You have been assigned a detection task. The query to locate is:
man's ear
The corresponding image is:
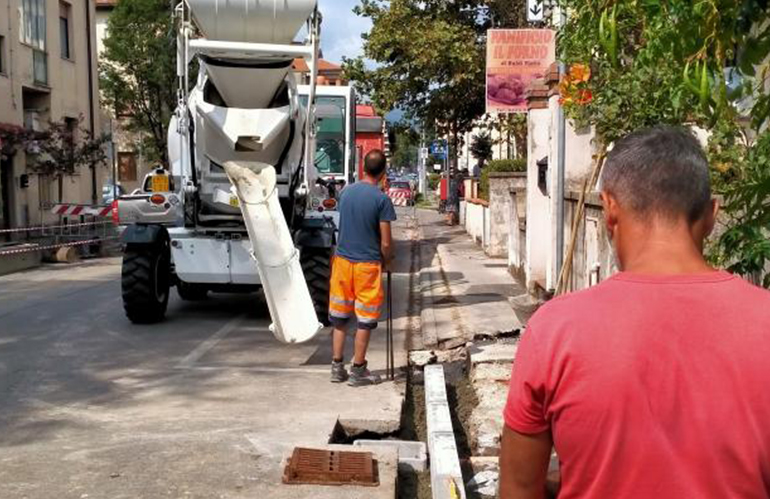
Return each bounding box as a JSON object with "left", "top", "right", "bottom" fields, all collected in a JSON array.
[{"left": 600, "top": 190, "right": 620, "bottom": 240}]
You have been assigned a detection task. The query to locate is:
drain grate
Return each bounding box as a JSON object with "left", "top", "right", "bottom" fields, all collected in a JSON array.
[{"left": 282, "top": 448, "right": 379, "bottom": 487}]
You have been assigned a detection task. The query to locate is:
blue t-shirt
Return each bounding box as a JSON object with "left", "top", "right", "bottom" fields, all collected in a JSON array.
[{"left": 336, "top": 182, "right": 397, "bottom": 262}]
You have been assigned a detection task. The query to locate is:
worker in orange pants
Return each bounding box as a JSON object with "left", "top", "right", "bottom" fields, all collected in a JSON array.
[{"left": 328, "top": 150, "right": 396, "bottom": 386}]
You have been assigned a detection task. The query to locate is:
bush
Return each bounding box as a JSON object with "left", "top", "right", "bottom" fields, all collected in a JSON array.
[{"left": 479, "top": 158, "right": 526, "bottom": 200}]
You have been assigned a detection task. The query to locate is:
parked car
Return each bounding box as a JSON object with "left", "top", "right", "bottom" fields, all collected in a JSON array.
[{"left": 388, "top": 180, "right": 415, "bottom": 207}]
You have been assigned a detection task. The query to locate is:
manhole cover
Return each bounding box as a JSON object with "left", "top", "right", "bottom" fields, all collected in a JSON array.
[{"left": 282, "top": 448, "right": 379, "bottom": 487}]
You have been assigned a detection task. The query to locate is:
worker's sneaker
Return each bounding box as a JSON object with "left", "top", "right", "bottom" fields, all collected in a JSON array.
[
  {"left": 331, "top": 360, "right": 348, "bottom": 383},
  {"left": 348, "top": 361, "right": 381, "bottom": 387}
]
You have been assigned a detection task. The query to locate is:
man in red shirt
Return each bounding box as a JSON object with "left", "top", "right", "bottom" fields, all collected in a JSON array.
[{"left": 500, "top": 126, "right": 770, "bottom": 498}]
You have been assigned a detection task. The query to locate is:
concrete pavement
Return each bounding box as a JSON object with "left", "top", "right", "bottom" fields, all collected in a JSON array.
[
  {"left": 418, "top": 208, "right": 525, "bottom": 349},
  {"left": 0, "top": 209, "right": 418, "bottom": 499}
]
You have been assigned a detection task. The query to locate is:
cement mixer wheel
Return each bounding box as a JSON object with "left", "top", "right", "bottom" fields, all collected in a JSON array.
[
  {"left": 301, "top": 247, "right": 332, "bottom": 326},
  {"left": 122, "top": 243, "right": 170, "bottom": 324}
]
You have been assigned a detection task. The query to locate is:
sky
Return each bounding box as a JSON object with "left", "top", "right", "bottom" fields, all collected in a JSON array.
[{"left": 317, "top": 0, "right": 372, "bottom": 64}]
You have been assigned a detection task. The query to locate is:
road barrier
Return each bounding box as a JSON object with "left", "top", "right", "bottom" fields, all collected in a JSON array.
[
  {"left": 0, "top": 220, "right": 113, "bottom": 234},
  {"left": 389, "top": 190, "right": 412, "bottom": 207},
  {"left": 0, "top": 237, "right": 119, "bottom": 257},
  {"left": 51, "top": 204, "right": 113, "bottom": 217}
]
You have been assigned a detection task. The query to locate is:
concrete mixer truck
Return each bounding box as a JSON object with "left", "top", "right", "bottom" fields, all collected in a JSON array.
[{"left": 115, "top": 0, "right": 355, "bottom": 343}]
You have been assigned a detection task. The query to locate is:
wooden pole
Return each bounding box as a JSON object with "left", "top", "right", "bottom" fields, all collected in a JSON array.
[{"left": 555, "top": 150, "right": 607, "bottom": 295}]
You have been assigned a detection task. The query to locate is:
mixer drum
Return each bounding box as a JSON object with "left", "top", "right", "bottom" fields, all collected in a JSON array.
[{"left": 187, "top": 0, "right": 317, "bottom": 44}]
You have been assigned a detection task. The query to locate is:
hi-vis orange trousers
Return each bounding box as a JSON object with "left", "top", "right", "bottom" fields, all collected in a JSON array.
[{"left": 328, "top": 256, "right": 384, "bottom": 330}]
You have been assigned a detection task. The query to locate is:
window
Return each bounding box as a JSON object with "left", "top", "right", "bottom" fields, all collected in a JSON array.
[
  {"left": 20, "top": 0, "right": 46, "bottom": 50},
  {"left": 300, "top": 95, "right": 347, "bottom": 175},
  {"left": 118, "top": 152, "right": 137, "bottom": 182},
  {"left": 21, "top": 0, "right": 47, "bottom": 85},
  {"left": 0, "top": 35, "right": 6, "bottom": 74},
  {"left": 59, "top": 2, "right": 71, "bottom": 60},
  {"left": 32, "top": 49, "right": 47, "bottom": 85},
  {"left": 64, "top": 117, "right": 77, "bottom": 157}
]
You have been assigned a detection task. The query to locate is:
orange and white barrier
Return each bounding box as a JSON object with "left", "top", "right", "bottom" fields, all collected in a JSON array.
[
  {"left": 51, "top": 204, "right": 113, "bottom": 217},
  {"left": 388, "top": 190, "right": 412, "bottom": 206}
]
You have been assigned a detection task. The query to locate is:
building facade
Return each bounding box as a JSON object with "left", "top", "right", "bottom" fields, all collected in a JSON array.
[{"left": 0, "top": 0, "right": 104, "bottom": 231}]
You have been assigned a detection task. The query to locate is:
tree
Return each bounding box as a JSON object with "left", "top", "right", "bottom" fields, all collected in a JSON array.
[
  {"left": 491, "top": 114, "right": 527, "bottom": 160},
  {"left": 470, "top": 132, "right": 493, "bottom": 171},
  {"left": 556, "top": 0, "right": 770, "bottom": 285},
  {"left": 343, "top": 0, "right": 492, "bottom": 174},
  {"left": 100, "top": 0, "right": 177, "bottom": 165},
  {"left": 389, "top": 124, "right": 420, "bottom": 171},
  {"left": 0, "top": 118, "right": 109, "bottom": 202}
]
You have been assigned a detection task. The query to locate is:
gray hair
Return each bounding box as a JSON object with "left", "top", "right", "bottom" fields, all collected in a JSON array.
[{"left": 600, "top": 126, "right": 711, "bottom": 222}]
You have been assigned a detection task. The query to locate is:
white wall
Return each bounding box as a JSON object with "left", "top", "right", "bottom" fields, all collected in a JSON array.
[{"left": 525, "top": 107, "right": 551, "bottom": 290}]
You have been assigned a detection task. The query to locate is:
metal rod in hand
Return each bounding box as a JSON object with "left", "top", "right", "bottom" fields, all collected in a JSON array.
[
  {"left": 387, "top": 270, "right": 394, "bottom": 380},
  {"left": 385, "top": 271, "right": 391, "bottom": 379}
]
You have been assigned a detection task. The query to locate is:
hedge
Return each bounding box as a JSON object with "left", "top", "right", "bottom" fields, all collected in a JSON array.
[{"left": 479, "top": 158, "right": 526, "bottom": 200}]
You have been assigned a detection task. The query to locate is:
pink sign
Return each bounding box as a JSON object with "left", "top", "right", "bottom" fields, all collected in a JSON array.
[{"left": 486, "top": 29, "right": 556, "bottom": 114}]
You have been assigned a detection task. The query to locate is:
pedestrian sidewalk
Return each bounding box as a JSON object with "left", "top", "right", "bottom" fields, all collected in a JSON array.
[{"left": 417, "top": 209, "right": 528, "bottom": 350}]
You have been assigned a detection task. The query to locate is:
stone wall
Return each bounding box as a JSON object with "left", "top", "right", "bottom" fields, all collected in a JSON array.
[{"left": 487, "top": 173, "right": 526, "bottom": 257}]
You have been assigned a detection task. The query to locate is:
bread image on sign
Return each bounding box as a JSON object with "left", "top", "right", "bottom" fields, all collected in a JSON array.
[{"left": 487, "top": 74, "right": 528, "bottom": 106}]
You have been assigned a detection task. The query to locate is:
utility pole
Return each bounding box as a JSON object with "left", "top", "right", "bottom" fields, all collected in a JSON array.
[
  {"left": 554, "top": 7, "right": 567, "bottom": 285},
  {"left": 419, "top": 129, "right": 426, "bottom": 196}
]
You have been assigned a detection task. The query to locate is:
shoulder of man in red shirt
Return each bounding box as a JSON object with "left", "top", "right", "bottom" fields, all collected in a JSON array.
[{"left": 504, "top": 273, "right": 770, "bottom": 498}]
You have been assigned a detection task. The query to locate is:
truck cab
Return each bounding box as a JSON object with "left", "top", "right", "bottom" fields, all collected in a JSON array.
[{"left": 298, "top": 85, "right": 356, "bottom": 227}]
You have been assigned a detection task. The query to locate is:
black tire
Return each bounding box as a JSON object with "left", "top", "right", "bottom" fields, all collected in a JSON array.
[
  {"left": 177, "top": 281, "right": 208, "bottom": 301},
  {"left": 122, "top": 243, "right": 170, "bottom": 324},
  {"left": 300, "top": 247, "right": 332, "bottom": 326}
]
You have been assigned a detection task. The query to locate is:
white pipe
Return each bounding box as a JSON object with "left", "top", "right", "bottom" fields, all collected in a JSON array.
[{"left": 223, "top": 161, "right": 322, "bottom": 344}]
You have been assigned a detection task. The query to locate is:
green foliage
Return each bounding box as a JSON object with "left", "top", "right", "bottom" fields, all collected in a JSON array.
[
  {"left": 100, "top": 0, "right": 176, "bottom": 165},
  {"left": 557, "top": 0, "right": 770, "bottom": 285},
  {"left": 470, "top": 133, "right": 493, "bottom": 167},
  {"left": 712, "top": 132, "right": 770, "bottom": 286},
  {"left": 0, "top": 118, "right": 108, "bottom": 179},
  {"left": 557, "top": 0, "right": 770, "bottom": 143},
  {"left": 479, "top": 158, "right": 526, "bottom": 200},
  {"left": 389, "top": 123, "right": 420, "bottom": 170}
]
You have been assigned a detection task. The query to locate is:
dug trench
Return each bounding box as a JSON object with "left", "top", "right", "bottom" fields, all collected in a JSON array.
[{"left": 324, "top": 213, "right": 434, "bottom": 498}]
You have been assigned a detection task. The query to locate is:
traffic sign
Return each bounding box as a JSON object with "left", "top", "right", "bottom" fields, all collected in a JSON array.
[
  {"left": 527, "top": 0, "right": 544, "bottom": 22},
  {"left": 429, "top": 140, "right": 447, "bottom": 159}
]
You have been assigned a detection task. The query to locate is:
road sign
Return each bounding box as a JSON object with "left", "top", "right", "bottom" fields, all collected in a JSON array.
[
  {"left": 420, "top": 147, "right": 429, "bottom": 160},
  {"left": 429, "top": 140, "right": 447, "bottom": 159},
  {"left": 527, "top": 0, "right": 544, "bottom": 22}
]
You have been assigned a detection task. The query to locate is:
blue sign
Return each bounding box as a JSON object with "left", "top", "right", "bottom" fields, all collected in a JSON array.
[{"left": 429, "top": 140, "right": 447, "bottom": 159}]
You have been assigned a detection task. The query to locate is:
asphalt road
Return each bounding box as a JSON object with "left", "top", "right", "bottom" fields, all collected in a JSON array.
[{"left": 0, "top": 208, "right": 417, "bottom": 499}]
